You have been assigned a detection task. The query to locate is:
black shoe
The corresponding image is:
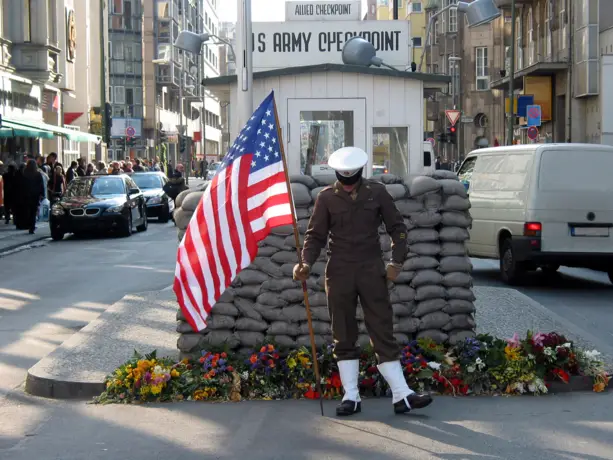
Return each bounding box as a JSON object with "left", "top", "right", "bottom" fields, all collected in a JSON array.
[
  {"left": 29, "top": 229, "right": 35, "bottom": 234},
  {"left": 394, "top": 393, "right": 433, "bottom": 414},
  {"left": 336, "top": 400, "right": 361, "bottom": 416}
]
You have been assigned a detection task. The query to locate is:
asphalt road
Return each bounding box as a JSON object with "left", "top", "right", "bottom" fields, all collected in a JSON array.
[{"left": 471, "top": 258, "right": 613, "bottom": 352}]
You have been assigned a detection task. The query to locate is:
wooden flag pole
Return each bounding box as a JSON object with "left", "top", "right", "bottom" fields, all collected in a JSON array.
[{"left": 272, "top": 95, "right": 325, "bottom": 417}]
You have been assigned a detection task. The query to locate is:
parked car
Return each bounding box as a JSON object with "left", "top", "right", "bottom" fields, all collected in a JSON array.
[
  {"left": 458, "top": 143, "right": 613, "bottom": 285},
  {"left": 372, "top": 165, "right": 388, "bottom": 176},
  {"left": 206, "top": 162, "right": 221, "bottom": 180},
  {"left": 132, "top": 172, "right": 174, "bottom": 223},
  {"left": 49, "top": 174, "right": 148, "bottom": 240}
]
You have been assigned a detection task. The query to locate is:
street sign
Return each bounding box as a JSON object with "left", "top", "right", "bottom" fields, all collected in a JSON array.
[
  {"left": 527, "top": 126, "right": 539, "bottom": 141},
  {"left": 445, "top": 110, "right": 461, "bottom": 126},
  {"left": 526, "top": 105, "right": 542, "bottom": 127},
  {"left": 461, "top": 116, "right": 473, "bottom": 124},
  {"left": 126, "top": 126, "right": 136, "bottom": 137},
  {"left": 426, "top": 137, "right": 436, "bottom": 147}
]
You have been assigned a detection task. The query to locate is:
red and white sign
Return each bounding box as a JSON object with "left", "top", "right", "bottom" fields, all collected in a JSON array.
[
  {"left": 445, "top": 110, "right": 461, "bottom": 126},
  {"left": 426, "top": 137, "right": 436, "bottom": 147},
  {"left": 527, "top": 126, "right": 539, "bottom": 141}
]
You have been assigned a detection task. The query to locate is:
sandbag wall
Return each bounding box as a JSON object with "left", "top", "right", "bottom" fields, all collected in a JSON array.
[{"left": 174, "top": 172, "right": 476, "bottom": 359}]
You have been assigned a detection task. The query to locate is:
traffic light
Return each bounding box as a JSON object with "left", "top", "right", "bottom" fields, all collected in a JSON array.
[
  {"left": 447, "top": 125, "right": 457, "bottom": 144},
  {"left": 179, "top": 134, "right": 187, "bottom": 153},
  {"left": 437, "top": 132, "right": 447, "bottom": 144},
  {"left": 104, "top": 103, "right": 112, "bottom": 143}
]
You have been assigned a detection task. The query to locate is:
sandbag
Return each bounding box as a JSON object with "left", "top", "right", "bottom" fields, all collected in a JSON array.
[
  {"left": 181, "top": 191, "right": 204, "bottom": 212},
  {"left": 177, "top": 229, "right": 186, "bottom": 243},
  {"left": 390, "top": 285, "right": 416, "bottom": 303},
  {"left": 357, "top": 334, "right": 372, "bottom": 347},
  {"left": 268, "top": 335, "right": 298, "bottom": 348},
  {"left": 297, "top": 219, "right": 309, "bottom": 234},
  {"left": 444, "top": 314, "right": 475, "bottom": 331},
  {"left": 297, "top": 334, "right": 327, "bottom": 348},
  {"left": 261, "top": 278, "right": 297, "bottom": 292},
  {"left": 177, "top": 309, "right": 187, "bottom": 322},
  {"left": 438, "top": 179, "right": 468, "bottom": 198},
  {"left": 394, "top": 317, "right": 420, "bottom": 334},
  {"left": 444, "top": 299, "right": 476, "bottom": 314},
  {"left": 310, "top": 186, "right": 327, "bottom": 201},
  {"left": 423, "top": 193, "right": 442, "bottom": 211},
  {"left": 280, "top": 263, "right": 296, "bottom": 277},
  {"left": 395, "top": 271, "right": 415, "bottom": 284},
  {"left": 232, "top": 288, "right": 260, "bottom": 305},
  {"left": 440, "top": 242, "right": 467, "bottom": 257},
  {"left": 271, "top": 225, "right": 294, "bottom": 237},
  {"left": 308, "top": 292, "right": 328, "bottom": 307},
  {"left": 252, "top": 258, "right": 284, "bottom": 278},
  {"left": 281, "top": 288, "right": 309, "bottom": 303},
  {"left": 315, "top": 175, "right": 336, "bottom": 186},
  {"left": 396, "top": 199, "right": 424, "bottom": 217},
  {"left": 442, "top": 195, "right": 471, "bottom": 212},
  {"left": 385, "top": 184, "right": 408, "bottom": 200},
  {"left": 311, "top": 306, "right": 331, "bottom": 321},
  {"left": 357, "top": 322, "right": 368, "bottom": 334},
  {"left": 290, "top": 174, "right": 318, "bottom": 189},
  {"left": 414, "top": 298, "right": 447, "bottom": 317},
  {"left": 380, "top": 235, "right": 392, "bottom": 252},
  {"left": 254, "top": 305, "right": 287, "bottom": 322},
  {"left": 176, "top": 321, "right": 195, "bottom": 333},
  {"left": 432, "top": 170, "right": 458, "bottom": 180},
  {"left": 283, "top": 234, "right": 304, "bottom": 249},
  {"left": 267, "top": 321, "right": 301, "bottom": 336},
  {"left": 411, "top": 270, "right": 444, "bottom": 288},
  {"left": 394, "top": 333, "right": 410, "bottom": 344},
  {"left": 236, "top": 269, "right": 270, "bottom": 285},
  {"left": 407, "top": 228, "right": 439, "bottom": 244},
  {"left": 212, "top": 302, "right": 239, "bottom": 317},
  {"left": 256, "top": 292, "right": 288, "bottom": 308},
  {"left": 439, "top": 256, "right": 473, "bottom": 274},
  {"left": 443, "top": 272, "right": 473, "bottom": 288},
  {"left": 235, "top": 297, "right": 263, "bottom": 321},
  {"left": 409, "top": 243, "right": 441, "bottom": 257},
  {"left": 448, "top": 330, "right": 477, "bottom": 345},
  {"left": 291, "top": 183, "right": 312, "bottom": 207},
  {"left": 415, "top": 285, "right": 446, "bottom": 302},
  {"left": 409, "top": 176, "right": 441, "bottom": 197},
  {"left": 235, "top": 331, "right": 266, "bottom": 347},
  {"left": 207, "top": 315, "right": 237, "bottom": 330},
  {"left": 257, "top": 246, "right": 280, "bottom": 257},
  {"left": 417, "top": 329, "right": 449, "bottom": 343},
  {"left": 300, "top": 321, "right": 331, "bottom": 335},
  {"left": 356, "top": 307, "right": 365, "bottom": 321},
  {"left": 218, "top": 289, "right": 235, "bottom": 303},
  {"left": 296, "top": 208, "right": 311, "bottom": 220},
  {"left": 202, "top": 330, "right": 240, "bottom": 349},
  {"left": 439, "top": 227, "right": 470, "bottom": 242},
  {"left": 441, "top": 211, "right": 472, "bottom": 228},
  {"left": 175, "top": 188, "right": 198, "bottom": 209},
  {"left": 262, "top": 235, "right": 287, "bottom": 250},
  {"left": 392, "top": 302, "right": 416, "bottom": 317},
  {"left": 409, "top": 211, "right": 442, "bottom": 228},
  {"left": 447, "top": 287, "right": 476, "bottom": 302},
  {"left": 282, "top": 305, "right": 308, "bottom": 323},
  {"left": 403, "top": 256, "right": 438, "bottom": 272},
  {"left": 419, "top": 312, "right": 451, "bottom": 330},
  {"left": 379, "top": 173, "right": 403, "bottom": 184},
  {"left": 311, "top": 262, "right": 326, "bottom": 276},
  {"left": 173, "top": 208, "right": 193, "bottom": 230}
]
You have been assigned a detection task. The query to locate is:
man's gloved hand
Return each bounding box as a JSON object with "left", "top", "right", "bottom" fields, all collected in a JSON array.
[
  {"left": 293, "top": 264, "right": 311, "bottom": 282},
  {"left": 386, "top": 262, "right": 403, "bottom": 282}
]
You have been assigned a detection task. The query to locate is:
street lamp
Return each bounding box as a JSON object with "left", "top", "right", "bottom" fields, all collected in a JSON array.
[{"left": 341, "top": 36, "right": 401, "bottom": 72}]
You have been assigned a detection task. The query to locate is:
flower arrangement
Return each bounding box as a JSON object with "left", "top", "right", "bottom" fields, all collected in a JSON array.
[{"left": 95, "top": 331, "right": 610, "bottom": 404}]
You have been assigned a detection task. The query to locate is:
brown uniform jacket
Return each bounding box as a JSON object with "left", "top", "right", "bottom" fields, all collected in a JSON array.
[{"left": 302, "top": 179, "right": 407, "bottom": 266}]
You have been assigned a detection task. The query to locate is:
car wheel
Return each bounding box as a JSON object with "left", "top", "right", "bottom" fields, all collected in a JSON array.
[
  {"left": 137, "top": 208, "right": 148, "bottom": 232},
  {"left": 50, "top": 227, "right": 64, "bottom": 241},
  {"left": 159, "top": 205, "right": 170, "bottom": 223},
  {"left": 607, "top": 270, "right": 613, "bottom": 285},
  {"left": 121, "top": 213, "right": 133, "bottom": 237},
  {"left": 500, "top": 238, "right": 526, "bottom": 285},
  {"left": 541, "top": 264, "right": 560, "bottom": 275}
]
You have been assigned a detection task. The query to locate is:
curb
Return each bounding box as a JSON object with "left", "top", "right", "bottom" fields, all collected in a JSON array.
[
  {"left": 25, "top": 372, "right": 105, "bottom": 399},
  {"left": 0, "top": 235, "right": 50, "bottom": 255}
]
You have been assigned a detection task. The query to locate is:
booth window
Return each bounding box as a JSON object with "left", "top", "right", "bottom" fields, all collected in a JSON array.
[
  {"left": 372, "top": 127, "right": 408, "bottom": 178},
  {"left": 299, "top": 111, "right": 354, "bottom": 176}
]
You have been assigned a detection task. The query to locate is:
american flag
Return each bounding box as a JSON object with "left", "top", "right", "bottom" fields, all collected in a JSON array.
[{"left": 174, "top": 91, "right": 294, "bottom": 332}]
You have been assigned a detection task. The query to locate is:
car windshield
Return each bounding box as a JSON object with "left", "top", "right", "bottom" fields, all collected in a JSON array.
[
  {"left": 209, "top": 163, "right": 220, "bottom": 171},
  {"left": 65, "top": 178, "right": 125, "bottom": 197},
  {"left": 132, "top": 174, "right": 163, "bottom": 189}
]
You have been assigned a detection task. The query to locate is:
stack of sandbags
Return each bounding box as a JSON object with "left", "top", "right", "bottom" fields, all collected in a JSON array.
[{"left": 175, "top": 172, "right": 476, "bottom": 359}]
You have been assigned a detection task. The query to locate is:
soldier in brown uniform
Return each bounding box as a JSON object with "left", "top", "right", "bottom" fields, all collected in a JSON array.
[{"left": 294, "top": 147, "right": 433, "bottom": 416}]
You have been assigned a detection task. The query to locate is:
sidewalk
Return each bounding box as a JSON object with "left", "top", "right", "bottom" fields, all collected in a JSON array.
[{"left": 0, "top": 222, "right": 51, "bottom": 254}]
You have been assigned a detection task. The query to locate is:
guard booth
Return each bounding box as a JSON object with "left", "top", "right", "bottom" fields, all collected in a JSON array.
[{"left": 204, "top": 63, "right": 449, "bottom": 180}]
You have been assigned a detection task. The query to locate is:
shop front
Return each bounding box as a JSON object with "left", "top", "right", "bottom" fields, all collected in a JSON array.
[{"left": 204, "top": 64, "right": 449, "bottom": 179}]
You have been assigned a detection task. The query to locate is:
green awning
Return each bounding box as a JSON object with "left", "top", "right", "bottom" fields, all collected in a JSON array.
[
  {"left": 3, "top": 118, "right": 102, "bottom": 144},
  {"left": 0, "top": 120, "right": 55, "bottom": 139}
]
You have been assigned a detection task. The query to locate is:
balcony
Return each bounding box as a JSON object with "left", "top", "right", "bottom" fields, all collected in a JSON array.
[
  {"left": 9, "top": 42, "right": 62, "bottom": 84},
  {"left": 490, "top": 60, "right": 568, "bottom": 90}
]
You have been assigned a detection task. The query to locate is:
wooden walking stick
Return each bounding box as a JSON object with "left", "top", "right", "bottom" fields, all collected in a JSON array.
[{"left": 273, "top": 97, "right": 325, "bottom": 417}]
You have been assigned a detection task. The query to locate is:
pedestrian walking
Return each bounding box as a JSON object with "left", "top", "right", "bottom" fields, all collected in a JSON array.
[
  {"left": 133, "top": 158, "right": 145, "bottom": 172},
  {"left": 110, "top": 161, "right": 121, "bottom": 175},
  {"left": 48, "top": 164, "right": 66, "bottom": 202},
  {"left": 66, "top": 161, "right": 78, "bottom": 183},
  {"left": 86, "top": 163, "right": 95, "bottom": 176},
  {"left": 96, "top": 161, "right": 107, "bottom": 175},
  {"left": 21, "top": 159, "right": 45, "bottom": 234},
  {"left": 294, "top": 146, "right": 433, "bottom": 417},
  {"left": 76, "top": 158, "right": 86, "bottom": 177},
  {"left": 122, "top": 161, "right": 133, "bottom": 175},
  {"left": 162, "top": 163, "right": 187, "bottom": 201}
]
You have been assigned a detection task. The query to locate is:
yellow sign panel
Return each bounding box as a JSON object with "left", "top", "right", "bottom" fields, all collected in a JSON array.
[
  {"left": 524, "top": 76, "right": 552, "bottom": 121},
  {"left": 505, "top": 97, "right": 518, "bottom": 114}
]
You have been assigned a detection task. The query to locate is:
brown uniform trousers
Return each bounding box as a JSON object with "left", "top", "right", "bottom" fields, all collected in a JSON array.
[{"left": 302, "top": 179, "right": 407, "bottom": 363}]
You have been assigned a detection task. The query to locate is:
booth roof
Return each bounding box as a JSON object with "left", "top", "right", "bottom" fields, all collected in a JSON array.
[{"left": 202, "top": 63, "right": 451, "bottom": 88}]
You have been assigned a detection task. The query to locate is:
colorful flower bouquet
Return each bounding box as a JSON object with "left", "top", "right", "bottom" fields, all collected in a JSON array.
[{"left": 95, "top": 331, "right": 610, "bottom": 404}]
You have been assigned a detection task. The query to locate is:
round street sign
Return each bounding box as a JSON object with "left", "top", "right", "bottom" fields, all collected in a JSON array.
[
  {"left": 126, "top": 126, "right": 136, "bottom": 137},
  {"left": 527, "top": 107, "right": 540, "bottom": 119},
  {"left": 426, "top": 137, "right": 436, "bottom": 147},
  {"left": 527, "top": 126, "right": 538, "bottom": 140}
]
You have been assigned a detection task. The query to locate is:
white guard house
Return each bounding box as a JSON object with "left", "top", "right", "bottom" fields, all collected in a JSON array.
[{"left": 205, "top": 64, "right": 449, "bottom": 179}]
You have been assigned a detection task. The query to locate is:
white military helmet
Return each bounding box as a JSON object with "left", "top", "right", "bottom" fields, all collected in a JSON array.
[{"left": 328, "top": 146, "right": 368, "bottom": 178}]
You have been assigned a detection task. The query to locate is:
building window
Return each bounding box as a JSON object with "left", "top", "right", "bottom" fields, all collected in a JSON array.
[
  {"left": 24, "top": 0, "right": 33, "bottom": 42},
  {"left": 516, "top": 16, "right": 523, "bottom": 70},
  {"left": 114, "top": 86, "right": 125, "bottom": 104},
  {"left": 63, "top": 125, "right": 81, "bottom": 163},
  {"left": 527, "top": 8, "right": 535, "bottom": 66},
  {"left": 410, "top": 2, "right": 422, "bottom": 13},
  {"left": 545, "top": 0, "right": 552, "bottom": 58},
  {"left": 112, "top": 0, "right": 123, "bottom": 14},
  {"left": 447, "top": 0, "right": 458, "bottom": 33},
  {"left": 475, "top": 47, "right": 489, "bottom": 91},
  {"left": 113, "top": 42, "right": 124, "bottom": 60},
  {"left": 433, "top": 16, "right": 439, "bottom": 44},
  {"left": 559, "top": 5, "right": 567, "bottom": 51},
  {"left": 412, "top": 37, "right": 422, "bottom": 47}
]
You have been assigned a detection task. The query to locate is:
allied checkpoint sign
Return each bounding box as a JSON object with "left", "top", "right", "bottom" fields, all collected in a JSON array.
[
  {"left": 285, "top": 1, "right": 362, "bottom": 21},
  {"left": 251, "top": 20, "right": 411, "bottom": 71}
]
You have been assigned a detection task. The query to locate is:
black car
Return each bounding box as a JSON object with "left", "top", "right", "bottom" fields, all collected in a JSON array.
[
  {"left": 131, "top": 172, "right": 174, "bottom": 223},
  {"left": 49, "top": 174, "right": 148, "bottom": 240}
]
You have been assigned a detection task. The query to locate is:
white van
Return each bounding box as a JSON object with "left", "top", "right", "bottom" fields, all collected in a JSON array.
[{"left": 458, "top": 143, "right": 613, "bottom": 285}]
